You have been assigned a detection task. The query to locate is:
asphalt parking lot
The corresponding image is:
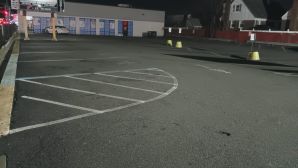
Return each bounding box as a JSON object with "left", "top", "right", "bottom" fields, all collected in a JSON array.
[{"left": 0, "top": 34, "right": 298, "bottom": 168}]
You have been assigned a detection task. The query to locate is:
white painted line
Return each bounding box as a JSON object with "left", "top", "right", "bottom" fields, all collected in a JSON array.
[
  {"left": 22, "top": 96, "right": 104, "bottom": 113},
  {"left": 9, "top": 96, "right": 143, "bottom": 134},
  {"left": 95, "top": 73, "right": 176, "bottom": 85},
  {"left": 195, "top": 64, "right": 231, "bottom": 74},
  {"left": 124, "top": 71, "right": 172, "bottom": 78},
  {"left": 18, "top": 79, "right": 145, "bottom": 103},
  {"left": 18, "top": 57, "right": 123, "bottom": 63},
  {"left": 16, "top": 73, "right": 92, "bottom": 80},
  {"left": 66, "top": 76, "right": 164, "bottom": 94},
  {"left": 274, "top": 72, "right": 298, "bottom": 77},
  {"left": 9, "top": 68, "right": 179, "bottom": 134},
  {"left": 16, "top": 68, "right": 158, "bottom": 80},
  {"left": 21, "top": 51, "right": 72, "bottom": 54}
]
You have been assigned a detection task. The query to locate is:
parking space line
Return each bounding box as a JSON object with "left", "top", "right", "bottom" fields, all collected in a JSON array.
[
  {"left": 66, "top": 76, "right": 164, "bottom": 94},
  {"left": 18, "top": 79, "right": 145, "bottom": 103},
  {"left": 18, "top": 57, "right": 124, "bottom": 63},
  {"left": 274, "top": 72, "right": 298, "bottom": 77},
  {"left": 16, "top": 73, "right": 92, "bottom": 80},
  {"left": 21, "top": 51, "right": 72, "bottom": 54},
  {"left": 195, "top": 64, "right": 231, "bottom": 74},
  {"left": 95, "top": 73, "right": 176, "bottom": 85},
  {"left": 9, "top": 96, "right": 143, "bottom": 134},
  {"left": 9, "top": 69, "right": 179, "bottom": 134},
  {"left": 22, "top": 96, "right": 104, "bottom": 113},
  {"left": 123, "top": 71, "right": 172, "bottom": 78},
  {"left": 16, "top": 68, "right": 159, "bottom": 80}
]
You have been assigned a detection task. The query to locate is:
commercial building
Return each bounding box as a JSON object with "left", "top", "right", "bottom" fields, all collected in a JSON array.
[{"left": 19, "top": 2, "right": 165, "bottom": 37}]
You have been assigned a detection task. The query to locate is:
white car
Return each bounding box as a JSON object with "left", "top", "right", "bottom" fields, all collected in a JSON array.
[{"left": 44, "top": 26, "right": 69, "bottom": 34}]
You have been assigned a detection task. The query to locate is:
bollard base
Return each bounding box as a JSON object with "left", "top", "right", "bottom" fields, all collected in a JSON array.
[
  {"left": 176, "top": 41, "right": 183, "bottom": 48},
  {"left": 248, "top": 51, "right": 260, "bottom": 61},
  {"left": 166, "top": 40, "right": 173, "bottom": 47}
]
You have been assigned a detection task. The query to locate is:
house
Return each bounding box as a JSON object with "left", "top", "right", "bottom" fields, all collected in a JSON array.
[
  {"left": 228, "top": 0, "right": 267, "bottom": 29},
  {"left": 281, "top": 0, "right": 298, "bottom": 31}
]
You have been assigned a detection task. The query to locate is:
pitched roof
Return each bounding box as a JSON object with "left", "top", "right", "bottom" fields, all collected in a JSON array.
[{"left": 242, "top": 0, "right": 267, "bottom": 18}]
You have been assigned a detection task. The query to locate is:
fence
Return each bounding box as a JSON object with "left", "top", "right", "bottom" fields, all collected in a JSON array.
[
  {"left": 215, "top": 30, "right": 298, "bottom": 44},
  {"left": 0, "top": 24, "right": 17, "bottom": 47},
  {"left": 164, "top": 27, "right": 206, "bottom": 38}
]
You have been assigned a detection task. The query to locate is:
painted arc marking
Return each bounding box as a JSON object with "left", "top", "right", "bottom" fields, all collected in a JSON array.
[
  {"left": 195, "top": 64, "right": 231, "bottom": 74},
  {"left": 123, "top": 71, "right": 172, "bottom": 78},
  {"left": 18, "top": 57, "right": 124, "bottom": 63},
  {"left": 65, "top": 76, "right": 164, "bottom": 94},
  {"left": 18, "top": 79, "right": 145, "bottom": 103},
  {"left": 16, "top": 68, "right": 159, "bottom": 80},
  {"left": 9, "top": 68, "right": 178, "bottom": 134},
  {"left": 95, "top": 73, "right": 176, "bottom": 85}
]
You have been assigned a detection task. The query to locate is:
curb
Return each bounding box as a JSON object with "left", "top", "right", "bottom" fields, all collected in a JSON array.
[
  {"left": 0, "top": 34, "right": 20, "bottom": 137},
  {"left": 0, "top": 155, "right": 6, "bottom": 168}
]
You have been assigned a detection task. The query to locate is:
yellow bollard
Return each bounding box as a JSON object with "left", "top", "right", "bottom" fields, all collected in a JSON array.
[
  {"left": 176, "top": 41, "right": 183, "bottom": 48},
  {"left": 167, "top": 40, "right": 173, "bottom": 46},
  {"left": 248, "top": 51, "right": 260, "bottom": 61}
]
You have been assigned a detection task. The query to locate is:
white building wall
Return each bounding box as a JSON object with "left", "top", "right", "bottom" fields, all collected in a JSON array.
[
  {"left": 229, "top": 0, "right": 255, "bottom": 21},
  {"left": 21, "top": 3, "right": 165, "bottom": 37},
  {"left": 61, "top": 2, "right": 165, "bottom": 23},
  {"left": 133, "top": 21, "right": 164, "bottom": 37}
]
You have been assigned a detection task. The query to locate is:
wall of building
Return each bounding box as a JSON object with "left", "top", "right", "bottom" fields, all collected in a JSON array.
[
  {"left": 133, "top": 21, "right": 164, "bottom": 37},
  {"left": 61, "top": 2, "right": 165, "bottom": 23}
]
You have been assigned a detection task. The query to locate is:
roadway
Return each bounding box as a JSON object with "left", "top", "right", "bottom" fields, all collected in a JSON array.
[{"left": 0, "top": 34, "right": 298, "bottom": 168}]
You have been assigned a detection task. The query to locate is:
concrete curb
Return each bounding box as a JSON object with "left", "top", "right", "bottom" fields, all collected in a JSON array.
[
  {"left": 0, "top": 34, "right": 20, "bottom": 137},
  {"left": 0, "top": 155, "right": 6, "bottom": 168}
]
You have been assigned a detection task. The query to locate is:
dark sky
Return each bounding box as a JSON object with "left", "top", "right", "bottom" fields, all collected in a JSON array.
[{"left": 68, "top": 0, "right": 293, "bottom": 14}]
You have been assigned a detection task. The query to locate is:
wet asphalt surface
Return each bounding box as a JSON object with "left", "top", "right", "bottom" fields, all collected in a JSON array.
[{"left": 0, "top": 34, "right": 298, "bottom": 168}]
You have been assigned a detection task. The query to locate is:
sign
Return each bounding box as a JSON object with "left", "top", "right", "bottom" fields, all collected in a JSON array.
[
  {"left": 11, "top": 0, "right": 20, "bottom": 10},
  {"left": 250, "top": 33, "right": 256, "bottom": 41},
  {"left": 168, "top": 27, "right": 172, "bottom": 33},
  {"left": 178, "top": 28, "right": 182, "bottom": 34},
  {"left": 19, "top": 0, "right": 65, "bottom": 12}
]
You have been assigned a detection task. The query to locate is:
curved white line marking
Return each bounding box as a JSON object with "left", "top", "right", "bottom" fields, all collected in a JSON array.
[{"left": 9, "top": 68, "right": 178, "bottom": 135}]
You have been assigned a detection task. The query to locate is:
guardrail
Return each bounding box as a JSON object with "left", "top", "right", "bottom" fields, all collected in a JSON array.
[{"left": 0, "top": 24, "right": 18, "bottom": 47}]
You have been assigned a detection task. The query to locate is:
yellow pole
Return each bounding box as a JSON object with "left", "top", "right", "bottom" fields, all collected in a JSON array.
[
  {"left": 51, "top": 12, "right": 57, "bottom": 41},
  {"left": 23, "top": 10, "right": 29, "bottom": 40}
]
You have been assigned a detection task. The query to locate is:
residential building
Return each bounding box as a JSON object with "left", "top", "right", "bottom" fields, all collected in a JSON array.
[{"left": 229, "top": 0, "right": 267, "bottom": 30}]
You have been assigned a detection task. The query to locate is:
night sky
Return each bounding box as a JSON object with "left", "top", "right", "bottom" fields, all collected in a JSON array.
[
  {"left": 67, "top": 0, "right": 293, "bottom": 13},
  {"left": 0, "top": 0, "right": 293, "bottom": 15}
]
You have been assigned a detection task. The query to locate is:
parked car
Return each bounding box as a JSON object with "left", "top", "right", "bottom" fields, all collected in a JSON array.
[{"left": 44, "top": 26, "right": 69, "bottom": 34}]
